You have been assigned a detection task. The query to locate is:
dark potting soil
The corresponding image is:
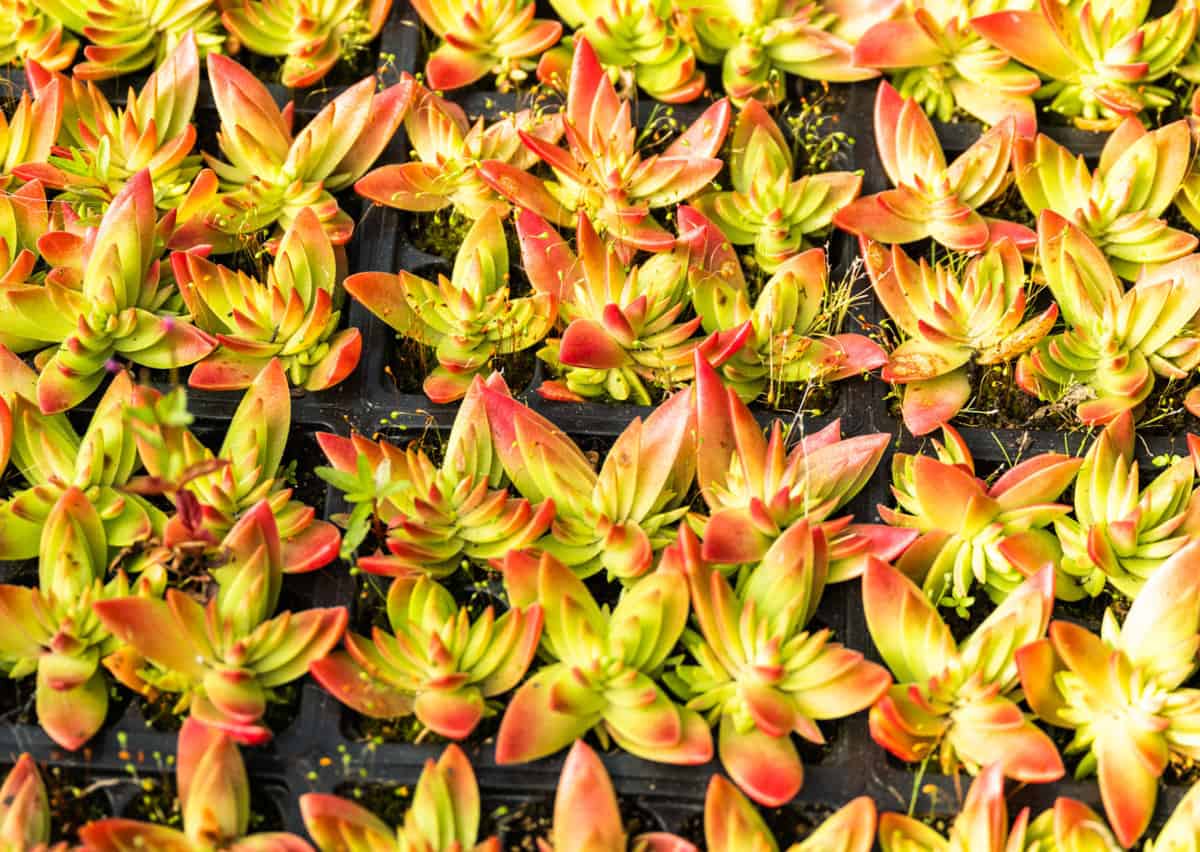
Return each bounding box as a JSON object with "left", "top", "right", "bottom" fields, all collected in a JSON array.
[{"left": 42, "top": 764, "right": 113, "bottom": 843}]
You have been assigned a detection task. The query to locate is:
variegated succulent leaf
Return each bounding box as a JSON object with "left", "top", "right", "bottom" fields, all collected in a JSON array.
[{"left": 0, "top": 0, "right": 76, "bottom": 71}]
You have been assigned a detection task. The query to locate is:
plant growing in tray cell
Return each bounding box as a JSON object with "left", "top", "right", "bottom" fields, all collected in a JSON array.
[
  {"left": 410, "top": 0, "right": 561, "bottom": 91},
  {"left": 1017, "top": 538, "right": 1200, "bottom": 846},
  {"left": 222, "top": 0, "right": 392, "bottom": 89},
  {"left": 308, "top": 573, "right": 543, "bottom": 741},
  {"left": 690, "top": 99, "right": 861, "bottom": 274},
  {"left": 494, "top": 546, "right": 714, "bottom": 765},
  {"left": 681, "top": 206, "right": 886, "bottom": 403},
  {"left": 1015, "top": 212, "right": 1200, "bottom": 426},
  {"left": 691, "top": 351, "right": 908, "bottom": 581},
  {"left": 480, "top": 36, "right": 730, "bottom": 252},
  {"left": 834, "top": 81, "right": 1033, "bottom": 253},
  {"left": 344, "top": 208, "right": 554, "bottom": 404},
  {"left": 517, "top": 210, "right": 733, "bottom": 405},
  {"left": 1011, "top": 117, "right": 1195, "bottom": 279},
  {"left": 173, "top": 207, "right": 361, "bottom": 392},
  {"left": 677, "top": 0, "right": 877, "bottom": 108},
  {"left": 861, "top": 236, "right": 1057, "bottom": 436},
  {"left": 355, "top": 83, "right": 562, "bottom": 222},
  {"left": 127, "top": 358, "right": 341, "bottom": 574},
  {"left": 706, "top": 774, "right": 875, "bottom": 852},
  {"left": 666, "top": 522, "right": 892, "bottom": 807},
  {"left": 0, "top": 169, "right": 217, "bottom": 414},
  {"left": 0, "top": 0, "right": 76, "bottom": 70},
  {"left": 972, "top": 0, "right": 1197, "bottom": 131},
  {"left": 1055, "top": 411, "right": 1200, "bottom": 599},
  {"left": 0, "top": 487, "right": 164, "bottom": 751},
  {"left": 0, "top": 357, "right": 165, "bottom": 560},
  {"left": 881, "top": 423, "right": 1082, "bottom": 605},
  {"left": 94, "top": 500, "right": 348, "bottom": 744},
  {"left": 478, "top": 374, "right": 697, "bottom": 580},
  {"left": 0, "top": 754, "right": 71, "bottom": 851},
  {"left": 203, "top": 53, "right": 413, "bottom": 249},
  {"left": 851, "top": 0, "right": 1040, "bottom": 134},
  {"left": 864, "top": 558, "right": 1065, "bottom": 784},
  {"left": 81, "top": 716, "right": 314, "bottom": 850},
  {"left": 536, "top": 3, "right": 705, "bottom": 103},
  {"left": 316, "top": 374, "right": 554, "bottom": 577},
  {"left": 302, "top": 744, "right": 500, "bottom": 852},
  {"left": 39, "top": 0, "right": 225, "bottom": 80},
  {"left": 17, "top": 35, "right": 201, "bottom": 222},
  {"left": 1022, "top": 798, "right": 1123, "bottom": 850},
  {"left": 536, "top": 740, "right": 695, "bottom": 851}
]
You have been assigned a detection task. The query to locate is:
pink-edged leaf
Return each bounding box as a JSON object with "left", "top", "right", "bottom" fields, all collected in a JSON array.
[
  {"left": 717, "top": 713, "right": 803, "bottom": 807},
  {"left": 863, "top": 558, "right": 955, "bottom": 684}
]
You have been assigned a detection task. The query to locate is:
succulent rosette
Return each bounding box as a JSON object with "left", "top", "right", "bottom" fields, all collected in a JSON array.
[
  {"left": 411, "top": 0, "right": 560, "bottom": 90},
  {"left": 0, "top": 0, "right": 75, "bottom": 70},
  {"left": 974, "top": 0, "right": 1197, "bottom": 130},
  {"left": 355, "top": 83, "right": 561, "bottom": 221},
  {"left": 692, "top": 100, "right": 861, "bottom": 274},
  {"left": 317, "top": 374, "right": 554, "bottom": 578},
  {"left": 865, "top": 558, "right": 1064, "bottom": 784},
  {"left": 1016, "top": 212, "right": 1200, "bottom": 425},
  {"left": 881, "top": 424, "right": 1082, "bottom": 604},
  {"left": 302, "top": 745, "right": 500, "bottom": 852},
  {"left": 82, "top": 718, "right": 314, "bottom": 851},
  {"left": 309, "top": 574, "right": 543, "bottom": 741},
  {"left": 495, "top": 548, "right": 713, "bottom": 766},
  {"left": 705, "top": 775, "right": 876, "bottom": 852},
  {"left": 667, "top": 523, "right": 892, "bottom": 807},
  {"left": 862, "top": 237, "right": 1057, "bottom": 436},
  {"left": 1012, "top": 117, "right": 1195, "bottom": 279},
  {"left": 95, "top": 501, "right": 348, "bottom": 744},
  {"left": 0, "top": 78, "right": 62, "bottom": 190},
  {"left": 834, "top": 81, "right": 1032, "bottom": 253},
  {"left": 223, "top": 0, "right": 392, "bottom": 88},
  {"left": 853, "top": 0, "right": 1039, "bottom": 133},
  {"left": 346, "top": 209, "right": 553, "bottom": 404},
  {"left": 1017, "top": 539, "right": 1200, "bottom": 846},
  {"left": 480, "top": 36, "right": 730, "bottom": 252}
]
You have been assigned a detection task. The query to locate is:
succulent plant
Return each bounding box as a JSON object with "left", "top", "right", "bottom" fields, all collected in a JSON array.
[
  {"left": 865, "top": 558, "right": 1065, "bottom": 783},
  {"left": 679, "top": 0, "right": 876, "bottom": 108},
  {"left": 0, "top": 170, "right": 217, "bottom": 414},
  {"left": 0, "top": 0, "right": 76, "bottom": 70},
  {"left": 0, "top": 357, "right": 164, "bottom": 561},
  {"left": 0, "top": 487, "right": 163, "bottom": 750},
  {"left": 479, "top": 376, "right": 696, "bottom": 580},
  {"left": 682, "top": 207, "right": 886, "bottom": 402},
  {"left": 495, "top": 548, "right": 713, "bottom": 765},
  {"left": 862, "top": 237, "right": 1057, "bottom": 436},
  {"left": 317, "top": 374, "right": 554, "bottom": 577},
  {"left": 973, "top": 0, "right": 1197, "bottom": 130},
  {"left": 1173, "top": 90, "right": 1200, "bottom": 235},
  {"left": 539, "top": 5, "right": 705, "bottom": 103},
  {"left": 18, "top": 35, "right": 201, "bottom": 221},
  {"left": 40, "top": 0, "right": 225, "bottom": 80},
  {"left": 129, "top": 359, "right": 341, "bottom": 574},
  {"left": 0, "top": 78, "right": 63, "bottom": 189},
  {"left": 834, "top": 81, "right": 1032, "bottom": 253},
  {"left": 852, "top": 0, "right": 1039, "bottom": 133},
  {"left": 1015, "top": 212, "right": 1200, "bottom": 426},
  {"left": 174, "top": 207, "right": 361, "bottom": 392},
  {"left": 345, "top": 208, "right": 553, "bottom": 404},
  {"left": 301, "top": 744, "right": 500, "bottom": 852},
  {"left": 692, "top": 99, "right": 861, "bottom": 274},
  {"left": 692, "top": 352, "right": 906, "bottom": 581},
  {"left": 1023, "top": 798, "right": 1122, "bottom": 850},
  {"left": 204, "top": 53, "right": 413, "bottom": 247},
  {"left": 411, "top": 0, "right": 560, "bottom": 90},
  {"left": 539, "top": 741, "right": 696, "bottom": 851},
  {"left": 1055, "top": 412, "right": 1200, "bottom": 599},
  {"left": 517, "top": 211, "right": 718, "bottom": 405},
  {"left": 223, "top": 0, "right": 392, "bottom": 89},
  {"left": 1012, "top": 118, "right": 1195, "bottom": 279},
  {"left": 1017, "top": 539, "right": 1200, "bottom": 846},
  {"left": 881, "top": 423, "right": 1082, "bottom": 605},
  {"left": 0, "top": 755, "right": 69, "bottom": 852},
  {"left": 81, "top": 717, "right": 314, "bottom": 850},
  {"left": 667, "top": 522, "right": 892, "bottom": 806},
  {"left": 310, "top": 574, "right": 542, "bottom": 740},
  {"left": 877, "top": 763, "right": 1026, "bottom": 850},
  {"left": 480, "top": 36, "right": 730, "bottom": 252},
  {"left": 355, "top": 83, "right": 561, "bottom": 221},
  {"left": 705, "top": 775, "right": 876, "bottom": 852}
]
